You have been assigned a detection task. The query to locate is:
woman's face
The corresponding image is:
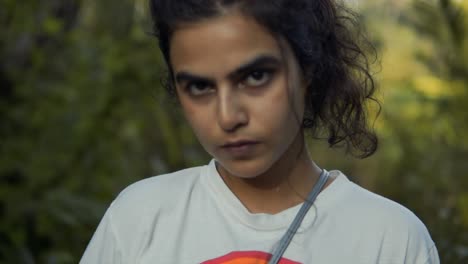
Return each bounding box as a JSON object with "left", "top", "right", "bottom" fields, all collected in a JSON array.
[{"left": 170, "top": 13, "right": 306, "bottom": 178}]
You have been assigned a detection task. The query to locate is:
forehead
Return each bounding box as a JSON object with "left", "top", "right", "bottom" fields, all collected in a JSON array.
[{"left": 169, "top": 13, "right": 281, "bottom": 76}]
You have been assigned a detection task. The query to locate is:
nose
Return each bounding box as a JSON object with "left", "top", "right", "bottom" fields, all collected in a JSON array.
[{"left": 217, "top": 89, "right": 248, "bottom": 132}]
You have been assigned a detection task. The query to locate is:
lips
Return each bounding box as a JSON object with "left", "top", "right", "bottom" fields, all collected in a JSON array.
[
  {"left": 221, "top": 140, "right": 259, "bottom": 148},
  {"left": 220, "top": 140, "right": 260, "bottom": 157}
]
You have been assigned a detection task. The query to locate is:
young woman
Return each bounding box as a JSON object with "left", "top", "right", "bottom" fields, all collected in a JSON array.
[{"left": 81, "top": 0, "right": 439, "bottom": 263}]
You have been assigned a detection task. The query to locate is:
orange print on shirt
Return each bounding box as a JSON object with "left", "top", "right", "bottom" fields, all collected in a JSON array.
[{"left": 202, "top": 251, "right": 301, "bottom": 264}]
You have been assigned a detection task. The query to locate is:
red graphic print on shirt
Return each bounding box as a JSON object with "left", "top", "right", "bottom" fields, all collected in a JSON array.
[{"left": 202, "top": 251, "right": 301, "bottom": 264}]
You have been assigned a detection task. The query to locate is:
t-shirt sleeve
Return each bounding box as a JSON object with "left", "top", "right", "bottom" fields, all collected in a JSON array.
[
  {"left": 423, "top": 244, "right": 440, "bottom": 264},
  {"left": 403, "top": 212, "right": 440, "bottom": 264},
  {"left": 80, "top": 206, "right": 122, "bottom": 264}
]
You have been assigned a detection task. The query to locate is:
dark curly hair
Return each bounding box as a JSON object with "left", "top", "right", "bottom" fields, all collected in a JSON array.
[{"left": 149, "top": 0, "right": 380, "bottom": 158}]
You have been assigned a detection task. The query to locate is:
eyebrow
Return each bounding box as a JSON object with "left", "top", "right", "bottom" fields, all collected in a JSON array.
[
  {"left": 227, "top": 55, "right": 282, "bottom": 80},
  {"left": 174, "top": 54, "right": 282, "bottom": 85}
]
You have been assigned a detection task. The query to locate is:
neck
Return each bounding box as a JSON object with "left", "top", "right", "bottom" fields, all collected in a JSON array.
[{"left": 216, "top": 133, "right": 322, "bottom": 214}]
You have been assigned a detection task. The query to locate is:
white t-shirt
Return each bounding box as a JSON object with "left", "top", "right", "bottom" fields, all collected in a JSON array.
[{"left": 80, "top": 160, "right": 439, "bottom": 264}]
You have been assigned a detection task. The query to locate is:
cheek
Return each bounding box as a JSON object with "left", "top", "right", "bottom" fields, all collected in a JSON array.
[
  {"left": 255, "top": 80, "right": 304, "bottom": 134},
  {"left": 186, "top": 116, "right": 214, "bottom": 153},
  {"left": 180, "top": 101, "right": 217, "bottom": 149}
]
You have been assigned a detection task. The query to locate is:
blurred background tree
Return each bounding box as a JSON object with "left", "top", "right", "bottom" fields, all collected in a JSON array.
[
  {"left": 0, "top": 0, "right": 207, "bottom": 262},
  {"left": 0, "top": 0, "right": 467, "bottom": 263},
  {"left": 374, "top": 0, "right": 468, "bottom": 261}
]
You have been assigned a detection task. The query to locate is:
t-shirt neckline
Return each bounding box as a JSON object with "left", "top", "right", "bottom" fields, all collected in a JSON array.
[{"left": 201, "top": 159, "right": 349, "bottom": 232}]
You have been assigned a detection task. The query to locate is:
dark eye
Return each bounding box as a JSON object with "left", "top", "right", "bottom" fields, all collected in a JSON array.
[
  {"left": 244, "top": 70, "right": 272, "bottom": 87},
  {"left": 186, "top": 82, "right": 213, "bottom": 96}
]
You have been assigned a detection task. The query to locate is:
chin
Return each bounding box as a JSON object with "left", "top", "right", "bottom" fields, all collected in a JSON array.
[{"left": 215, "top": 155, "right": 275, "bottom": 179}]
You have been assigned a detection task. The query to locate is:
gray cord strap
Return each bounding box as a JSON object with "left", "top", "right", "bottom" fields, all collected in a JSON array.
[{"left": 268, "top": 170, "right": 330, "bottom": 264}]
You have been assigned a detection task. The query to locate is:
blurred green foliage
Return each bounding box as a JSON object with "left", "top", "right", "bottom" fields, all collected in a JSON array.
[{"left": 0, "top": 0, "right": 467, "bottom": 263}]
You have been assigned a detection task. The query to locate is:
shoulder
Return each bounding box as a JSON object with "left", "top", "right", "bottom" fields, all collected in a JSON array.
[
  {"left": 340, "top": 173, "right": 427, "bottom": 233},
  {"left": 81, "top": 165, "right": 208, "bottom": 262},
  {"left": 325, "top": 171, "right": 421, "bottom": 224},
  {"left": 327, "top": 171, "right": 439, "bottom": 263},
  {"left": 108, "top": 164, "right": 206, "bottom": 220}
]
